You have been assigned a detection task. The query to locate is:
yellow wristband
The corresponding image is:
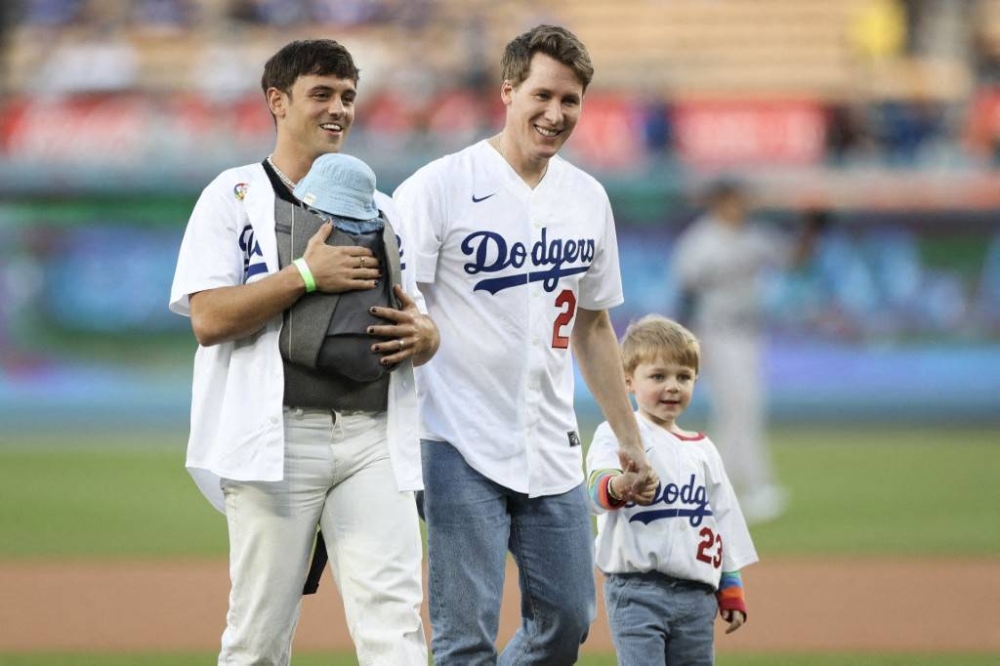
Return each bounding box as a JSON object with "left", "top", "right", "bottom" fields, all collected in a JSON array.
[{"left": 293, "top": 258, "right": 316, "bottom": 293}]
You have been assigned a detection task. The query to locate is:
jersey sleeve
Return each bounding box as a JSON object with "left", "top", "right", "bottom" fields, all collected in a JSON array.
[
  {"left": 585, "top": 421, "right": 625, "bottom": 514},
  {"left": 716, "top": 571, "right": 748, "bottom": 617},
  {"left": 704, "top": 441, "right": 759, "bottom": 571},
  {"left": 577, "top": 191, "right": 624, "bottom": 311},
  {"left": 392, "top": 164, "right": 447, "bottom": 285},
  {"left": 169, "top": 175, "right": 247, "bottom": 317}
]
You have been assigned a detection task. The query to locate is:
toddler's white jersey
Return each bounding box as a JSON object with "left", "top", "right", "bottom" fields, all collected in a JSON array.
[
  {"left": 587, "top": 414, "right": 759, "bottom": 588},
  {"left": 394, "top": 140, "right": 624, "bottom": 496}
]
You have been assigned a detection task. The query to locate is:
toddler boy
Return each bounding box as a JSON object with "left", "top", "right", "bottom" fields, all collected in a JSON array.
[{"left": 586, "top": 314, "right": 758, "bottom": 665}]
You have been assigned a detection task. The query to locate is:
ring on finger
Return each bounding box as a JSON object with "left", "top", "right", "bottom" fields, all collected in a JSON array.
[
  {"left": 360, "top": 257, "right": 366, "bottom": 268},
  {"left": 397, "top": 339, "right": 405, "bottom": 350}
]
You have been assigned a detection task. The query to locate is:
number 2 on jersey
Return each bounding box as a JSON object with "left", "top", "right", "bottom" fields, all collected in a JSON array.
[
  {"left": 696, "top": 527, "right": 723, "bottom": 568},
  {"left": 552, "top": 289, "right": 577, "bottom": 349}
]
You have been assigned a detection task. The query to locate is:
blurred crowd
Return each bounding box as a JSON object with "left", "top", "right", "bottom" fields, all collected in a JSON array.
[
  {"left": 2, "top": 208, "right": 998, "bottom": 350},
  {"left": 621, "top": 212, "right": 1000, "bottom": 345},
  {"left": 9, "top": 0, "right": 431, "bottom": 29},
  {"left": 2, "top": 0, "right": 1000, "bottom": 366},
  {"left": 3, "top": 0, "right": 1000, "bottom": 169}
]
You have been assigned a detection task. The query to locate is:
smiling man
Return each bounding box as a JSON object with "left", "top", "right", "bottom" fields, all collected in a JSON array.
[
  {"left": 394, "top": 25, "right": 657, "bottom": 665},
  {"left": 169, "top": 40, "right": 436, "bottom": 665}
]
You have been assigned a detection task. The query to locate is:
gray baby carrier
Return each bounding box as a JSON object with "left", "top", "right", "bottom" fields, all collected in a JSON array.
[{"left": 275, "top": 198, "right": 401, "bottom": 383}]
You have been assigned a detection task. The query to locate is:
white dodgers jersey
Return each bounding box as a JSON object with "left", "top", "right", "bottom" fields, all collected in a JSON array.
[
  {"left": 587, "top": 414, "right": 759, "bottom": 588},
  {"left": 394, "top": 140, "right": 624, "bottom": 496}
]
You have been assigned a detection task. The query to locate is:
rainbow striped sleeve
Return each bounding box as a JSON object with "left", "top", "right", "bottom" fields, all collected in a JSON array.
[
  {"left": 716, "top": 571, "right": 747, "bottom": 618},
  {"left": 587, "top": 469, "right": 627, "bottom": 510}
]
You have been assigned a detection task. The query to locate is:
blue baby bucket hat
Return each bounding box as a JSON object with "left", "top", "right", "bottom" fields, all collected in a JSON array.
[{"left": 293, "top": 152, "right": 380, "bottom": 221}]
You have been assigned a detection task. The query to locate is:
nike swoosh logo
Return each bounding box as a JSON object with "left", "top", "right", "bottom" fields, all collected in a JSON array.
[{"left": 472, "top": 193, "right": 496, "bottom": 203}]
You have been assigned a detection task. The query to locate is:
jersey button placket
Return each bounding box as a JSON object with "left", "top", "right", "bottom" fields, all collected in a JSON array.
[{"left": 523, "top": 206, "right": 545, "bottom": 486}]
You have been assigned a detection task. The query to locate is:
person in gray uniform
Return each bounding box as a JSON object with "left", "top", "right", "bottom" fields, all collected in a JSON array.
[{"left": 672, "top": 179, "right": 818, "bottom": 524}]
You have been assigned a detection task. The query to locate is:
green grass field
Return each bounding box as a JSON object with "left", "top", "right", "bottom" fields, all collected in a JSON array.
[
  {"left": 1, "top": 425, "right": 997, "bottom": 664},
  {"left": 1, "top": 426, "right": 997, "bottom": 559}
]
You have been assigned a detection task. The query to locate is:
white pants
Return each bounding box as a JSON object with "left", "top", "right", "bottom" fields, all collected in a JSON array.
[
  {"left": 700, "top": 331, "right": 777, "bottom": 496},
  {"left": 219, "top": 409, "right": 427, "bottom": 666}
]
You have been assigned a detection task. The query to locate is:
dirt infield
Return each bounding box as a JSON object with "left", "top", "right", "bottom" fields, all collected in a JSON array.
[{"left": 2, "top": 557, "right": 998, "bottom": 654}]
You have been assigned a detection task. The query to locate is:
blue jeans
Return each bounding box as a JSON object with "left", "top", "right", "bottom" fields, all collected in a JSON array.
[
  {"left": 420, "top": 440, "right": 596, "bottom": 665},
  {"left": 604, "top": 572, "right": 718, "bottom": 666}
]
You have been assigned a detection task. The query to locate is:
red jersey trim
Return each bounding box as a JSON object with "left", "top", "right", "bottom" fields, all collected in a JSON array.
[{"left": 671, "top": 431, "right": 706, "bottom": 442}]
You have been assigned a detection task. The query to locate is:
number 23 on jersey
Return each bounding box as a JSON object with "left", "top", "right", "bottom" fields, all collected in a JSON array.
[{"left": 697, "top": 527, "right": 723, "bottom": 568}]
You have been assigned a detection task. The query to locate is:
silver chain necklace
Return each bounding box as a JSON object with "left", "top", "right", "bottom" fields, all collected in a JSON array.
[{"left": 267, "top": 156, "right": 297, "bottom": 191}]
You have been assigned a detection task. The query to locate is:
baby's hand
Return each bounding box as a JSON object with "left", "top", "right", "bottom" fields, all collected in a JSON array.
[{"left": 721, "top": 609, "right": 745, "bottom": 634}]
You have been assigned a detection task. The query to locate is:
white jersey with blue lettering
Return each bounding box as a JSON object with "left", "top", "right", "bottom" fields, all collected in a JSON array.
[
  {"left": 393, "top": 139, "right": 624, "bottom": 497},
  {"left": 586, "top": 413, "right": 758, "bottom": 588},
  {"left": 169, "top": 162, "right": 424, "bottom": 512}
]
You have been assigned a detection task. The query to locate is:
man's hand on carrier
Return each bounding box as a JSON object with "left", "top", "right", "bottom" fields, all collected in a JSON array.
[
  {"left": 301, "top": 222, "right": 381, "bottom": 293},
  {"left": 368, "top": 285, "right": 440, "bottom": 367}
]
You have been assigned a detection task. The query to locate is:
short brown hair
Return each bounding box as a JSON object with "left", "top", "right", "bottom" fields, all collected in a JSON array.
[
  {"left": 500, "top": 25, "right": 594, "bottom": 92},
  {"left": 261, "top": 39, "right": 359, "bottom": 96},
  {"left": 621, "top": 315, "right": 700, "bottom": 375}
]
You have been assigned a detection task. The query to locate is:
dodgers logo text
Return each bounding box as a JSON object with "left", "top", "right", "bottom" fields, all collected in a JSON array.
[
  {"left": 461, "top": 227, "right": 595, "bottom": 294},
  {"left": 628, "top": 474, "right": 713, "bottom": 527}
]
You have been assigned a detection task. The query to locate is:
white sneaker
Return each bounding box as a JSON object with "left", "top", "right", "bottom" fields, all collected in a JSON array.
[{"left": 741, "top": 485, "right": 788, "bottom": 525}]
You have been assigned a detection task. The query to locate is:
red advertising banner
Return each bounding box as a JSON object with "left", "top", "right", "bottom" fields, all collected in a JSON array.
[
  {"left": 674, "top": 100, "right": 826, "bottom": 166},
  {"left": 0, "top": 93, "right": 273, "bottom": 165},
  {"left": 964, "top": 87, "right": 1000, "bottom": 157},
  {"left": 570, "top": 95, "right": 645, "bottom": 169}
]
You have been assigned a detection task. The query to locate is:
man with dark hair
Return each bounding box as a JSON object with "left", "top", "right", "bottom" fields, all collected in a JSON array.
[
  {"left": 259, "top": 38, "right": 360, "bottom": 102},
  {"left": 395, "top": 25, "right": 656, "bottom": 665},
  {"left": 169, "top": 39, "right": 436, "bottom": 665}
]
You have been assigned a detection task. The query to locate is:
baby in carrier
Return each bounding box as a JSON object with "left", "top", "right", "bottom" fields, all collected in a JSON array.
[{"left": 277, "top": 152, "right": 401, "bottom": 385}]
